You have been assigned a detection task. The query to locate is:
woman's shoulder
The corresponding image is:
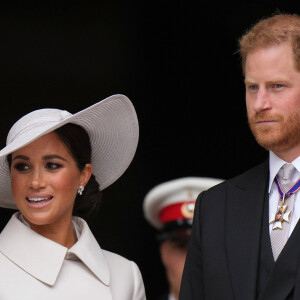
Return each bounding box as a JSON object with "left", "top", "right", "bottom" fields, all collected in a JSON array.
[
  {"left": 102, "top": 249, "right": 139, "bottom": 271},
  {"left": 102, "top": 249, "right": 146, "bottom": 299}
]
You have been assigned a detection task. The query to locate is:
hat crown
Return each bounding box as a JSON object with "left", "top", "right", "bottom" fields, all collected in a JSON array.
[{"left": 7, "top": 109, "right": 71, "bottom": 145}]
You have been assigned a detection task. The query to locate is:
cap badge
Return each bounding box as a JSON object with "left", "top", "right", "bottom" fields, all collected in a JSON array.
[{"left": 181, "top": 202, "right": 195, "bottom": 219}]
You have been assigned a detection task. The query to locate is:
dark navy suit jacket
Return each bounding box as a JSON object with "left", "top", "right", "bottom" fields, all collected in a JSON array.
[{"left": 179, "top": 160, "right": 300, "bottom": 300}]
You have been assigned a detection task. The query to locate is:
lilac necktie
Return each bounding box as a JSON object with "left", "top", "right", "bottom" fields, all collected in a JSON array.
[{"left": 270, "top": 163, "right": 296, "bottom": 261}]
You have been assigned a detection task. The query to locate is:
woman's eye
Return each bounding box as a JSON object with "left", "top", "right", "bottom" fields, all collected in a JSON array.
[
  {"left": 46, "top": 162, "right": 62, "bottom": 170},
  {"left": 13, "top": 163, "right": 29, "bottom": 171}
]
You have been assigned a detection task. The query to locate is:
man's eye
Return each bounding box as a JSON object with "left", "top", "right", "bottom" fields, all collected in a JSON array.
[
  {"left": 273, "top": 83, "right": 283, "bottom": 88},
  {"left": 46, "top": 162, "right": 62, "bottom": 170},
  {"left": 13, "top": 163, "right": 29, "bottom": 171},
  {"left": 249, "top": 85, "right": 258, "bottom": 91}
]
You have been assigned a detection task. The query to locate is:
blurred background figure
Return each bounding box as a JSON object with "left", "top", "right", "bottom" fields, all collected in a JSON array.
[{"left": 143, "top": 177, "right": 223, "bottom": 300}]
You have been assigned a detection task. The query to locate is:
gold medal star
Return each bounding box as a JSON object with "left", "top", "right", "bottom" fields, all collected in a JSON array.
[{"left": 269, "top": 204, "right": 292, "bottom": 230}]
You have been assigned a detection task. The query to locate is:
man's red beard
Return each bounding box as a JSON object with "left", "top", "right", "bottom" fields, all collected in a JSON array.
[{"left": 248, "top": 109, "right": 300, "bottom": 154}]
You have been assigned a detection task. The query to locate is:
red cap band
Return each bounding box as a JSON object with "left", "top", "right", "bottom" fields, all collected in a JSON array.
[{"left": 159, "top": 201, "right": 195, "bottom": 224}]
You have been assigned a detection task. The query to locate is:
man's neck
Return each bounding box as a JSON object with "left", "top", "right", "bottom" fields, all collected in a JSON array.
[{"left": 272, "top": 149, "right": 300, "bottom": 163}]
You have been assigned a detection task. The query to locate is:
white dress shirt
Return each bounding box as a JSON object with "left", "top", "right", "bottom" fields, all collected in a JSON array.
[
  {"left": 0, "top": 212, "right": 146, "bottom": 300},
  {"left": 269, "top": 151, "right": 300, "bottom": 236},
  {"left": 168, "top": 293, "right": 177, "bottom": 300}
]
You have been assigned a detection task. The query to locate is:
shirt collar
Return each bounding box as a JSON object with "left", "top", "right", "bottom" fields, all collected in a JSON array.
[
  {"left": 168, "top": 294, "right": 177, "bottom": 300},
  {"left": 268, "top": 151, "right": 300, "bottom": 192},
  {"left": 0, "top": 212, "right": 110, "bottom": 286}
]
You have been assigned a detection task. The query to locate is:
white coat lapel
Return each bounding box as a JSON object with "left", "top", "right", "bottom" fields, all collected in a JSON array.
[
  {"left": 0, "top": 213, "right": 67, "bottom": 285},
  {"left": 68, "top": 217, "right": 110, "bottom": 286}
]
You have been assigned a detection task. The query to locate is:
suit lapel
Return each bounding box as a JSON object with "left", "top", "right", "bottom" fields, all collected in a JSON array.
[
  {"left": 258, "top": 219, "right": 300, "bottom": 300},
  {"left": 226, "top": 160, "right": 269, "bottom": 300}
]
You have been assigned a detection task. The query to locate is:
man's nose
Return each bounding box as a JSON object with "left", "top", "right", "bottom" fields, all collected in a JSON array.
[{"left": 253, "top": 88, "right": 271, "bottom": 112}]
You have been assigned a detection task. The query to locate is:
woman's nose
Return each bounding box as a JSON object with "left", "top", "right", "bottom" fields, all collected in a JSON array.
[{"left": 29, "top": 170, "right": 46, "bottom": 189}]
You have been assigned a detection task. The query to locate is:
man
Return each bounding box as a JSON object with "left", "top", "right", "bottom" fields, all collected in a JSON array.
[
  {"left": 179, "top": 13, "right": 300, "bottom": 300},
  {"left": 143, "top": 177, "right": 223, "bottom": 300}
]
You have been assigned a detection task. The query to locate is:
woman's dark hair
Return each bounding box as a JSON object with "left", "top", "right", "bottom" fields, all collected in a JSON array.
[
  {"left": 54, "top": 123, "right": 102, "bottom": 219},
  {"left": 7, "top": 123, "right": 102, "bottom": 220}
]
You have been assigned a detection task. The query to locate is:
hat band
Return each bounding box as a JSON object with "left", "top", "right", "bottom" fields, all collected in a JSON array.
[
  {"left": 8, "top": 120, "right": 60, "bottom": 144},
  {"left": 159, "top": 200, "right": 195, "bottom": 224},
  {"left": 7, "top": 109, "right": 72, "bottom": 144}
]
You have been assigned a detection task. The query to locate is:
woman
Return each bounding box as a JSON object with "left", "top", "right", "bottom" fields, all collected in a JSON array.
[{"left": 0, "top": 94, "right": 146, "bottom": 299}]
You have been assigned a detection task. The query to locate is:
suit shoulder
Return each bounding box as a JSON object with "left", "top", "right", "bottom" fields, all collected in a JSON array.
[
  {"left": 228, "top": 159, "right": 268, "bottom": 185},
  {"left": 203, "top": 160, "right": 268, "bottom": 195}
]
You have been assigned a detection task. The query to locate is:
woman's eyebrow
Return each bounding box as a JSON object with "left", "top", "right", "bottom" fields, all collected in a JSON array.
[
  {"left": 12, "top": 154, "right": 67, "bottom": 162},
  {"left": 12, "top": 155, "right": 29, "bottom": 161},
  {"left": 42, "top": 154, "right": 67, "bottom": 161}
]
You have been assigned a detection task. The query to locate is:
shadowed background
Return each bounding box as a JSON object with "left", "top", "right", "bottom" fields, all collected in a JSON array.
[{"left": 0, "top": 1, "right": 299, "bottom": 298}]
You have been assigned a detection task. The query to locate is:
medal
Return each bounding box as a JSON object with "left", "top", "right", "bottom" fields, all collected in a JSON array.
[
  {"left": 269, "top": 202, "right": 291, "bottom": 229},
  {"left": 269, "top": 175, "right": 300, "bottom": 230}
]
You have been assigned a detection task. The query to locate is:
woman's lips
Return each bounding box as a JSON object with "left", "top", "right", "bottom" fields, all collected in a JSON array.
[{"left": 26, "top": 196, "right": 53, "bottom": 208}]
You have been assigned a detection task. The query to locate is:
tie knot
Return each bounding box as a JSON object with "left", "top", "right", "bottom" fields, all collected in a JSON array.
[{"left": 281, "top": 163, "right": 295, "bottom": 181}]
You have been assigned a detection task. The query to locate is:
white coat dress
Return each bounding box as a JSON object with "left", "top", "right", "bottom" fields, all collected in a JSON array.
[{"left": 0, "top": 212, "right": 146, "bottom": 300}]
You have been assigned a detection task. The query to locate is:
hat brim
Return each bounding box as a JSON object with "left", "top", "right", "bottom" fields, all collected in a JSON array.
[{"left": 0, "top": 94, "right": 139, "bottom": 209}]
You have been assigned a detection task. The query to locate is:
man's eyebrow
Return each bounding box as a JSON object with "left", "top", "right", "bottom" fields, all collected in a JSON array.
[{"left": 244, "top": 78, "right": 256, "bottom": 84}]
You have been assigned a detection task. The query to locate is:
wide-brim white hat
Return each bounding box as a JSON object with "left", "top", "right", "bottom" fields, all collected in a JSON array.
[{"left": 0, "top": 94, "right": 139, "bottom": 209}]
